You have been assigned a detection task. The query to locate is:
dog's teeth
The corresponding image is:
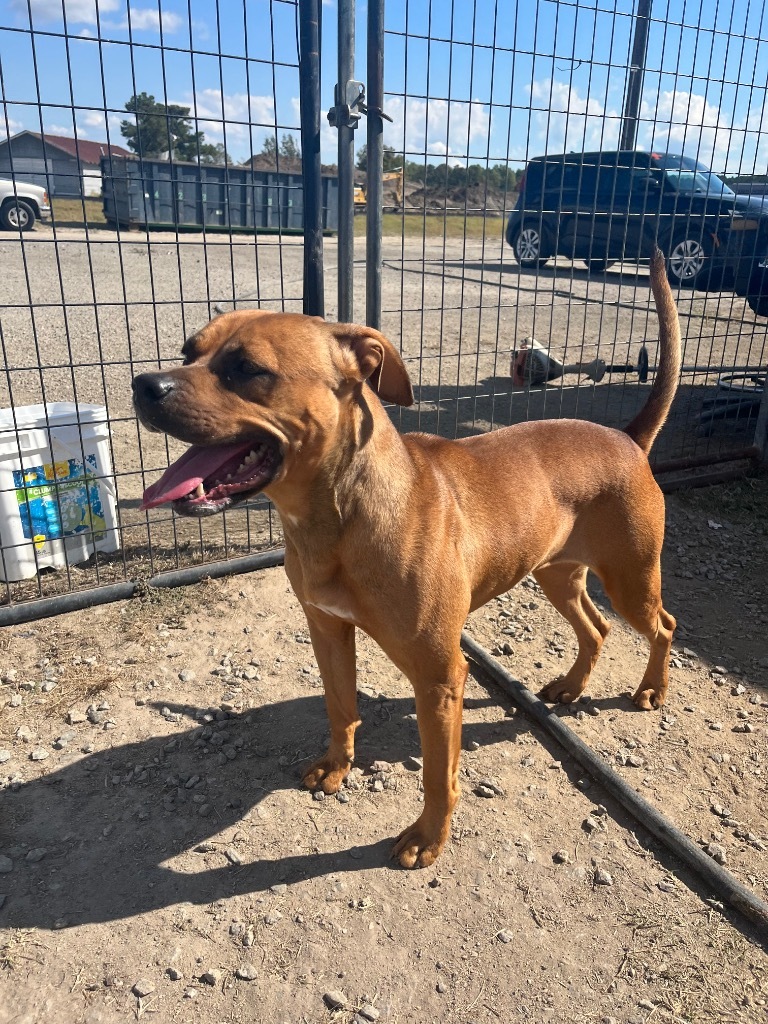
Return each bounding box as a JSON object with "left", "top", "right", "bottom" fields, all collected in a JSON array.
[
  {"left": 226, "top": 474, "right": 233, "bottom": 481},
  {"left": 236, "top": 462, "right": 246, "bottom": 473},
  {"left": 194, "top": 483, "right": 205, "bottom": 497}
]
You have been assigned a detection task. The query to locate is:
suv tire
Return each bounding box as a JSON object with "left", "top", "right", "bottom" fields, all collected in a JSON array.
[
  {"left": 746, "top": 267, "right": 768, "bottom": 317},
  {"left": 511, "top": 225, "right": 550, "bottom": 268},
  {"left": 0, "top": 199, "right": 36, "bottom": 231},
  {"left": 666, "top": 232, "right": 711, "bottom": 289}
]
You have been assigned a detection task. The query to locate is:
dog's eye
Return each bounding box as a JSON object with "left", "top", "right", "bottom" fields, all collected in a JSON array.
[{"left": 238, "top": 359, "right": 271, "bottom": 378}]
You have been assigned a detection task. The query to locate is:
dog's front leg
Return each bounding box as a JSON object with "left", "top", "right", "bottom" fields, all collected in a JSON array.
[
  {"left": 392, "top": 652, "right": 468, "bottom": 868},
  {"left": 300, "top": 607, "right": 361, "bottom": 794}
]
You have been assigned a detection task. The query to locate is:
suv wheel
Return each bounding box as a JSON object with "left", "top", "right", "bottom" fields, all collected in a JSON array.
[
  {"left": 0, "top": 199, "right": 36, "bottom": 232},
  {"left": 511, "top": 225, "right": 549, "bottom": 268},
  {"left": 746, "top": 267, "right": 768, "bottom": 317},
  {"left": 667, "top": 235, "right": 710, "bottom": 289}
]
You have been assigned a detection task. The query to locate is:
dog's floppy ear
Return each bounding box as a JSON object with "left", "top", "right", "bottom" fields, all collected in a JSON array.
[{"left": 332, "top": 323, "right": 414, "bottom": 407}]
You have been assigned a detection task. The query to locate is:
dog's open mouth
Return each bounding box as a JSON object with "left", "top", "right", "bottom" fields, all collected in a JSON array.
[{"left": 140, "top": 438, "right": 282, "bottom": 517}]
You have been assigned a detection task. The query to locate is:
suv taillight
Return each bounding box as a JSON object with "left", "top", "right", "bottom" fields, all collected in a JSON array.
[
  {"left": 43, "top": 191, "right": 49, "bottom": 205},
  {"left": 518, "top": 169, "right": 527, "bottom": 194}
]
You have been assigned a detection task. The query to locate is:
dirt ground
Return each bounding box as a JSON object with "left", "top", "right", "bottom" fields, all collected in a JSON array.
[{"left": 1, "top": 474, "right": 767, "bottom": 1024}]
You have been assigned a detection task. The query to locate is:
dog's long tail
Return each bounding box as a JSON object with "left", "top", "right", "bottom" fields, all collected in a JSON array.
[{"left": 624, "top": 249, "right": 682, "bottom": 455}]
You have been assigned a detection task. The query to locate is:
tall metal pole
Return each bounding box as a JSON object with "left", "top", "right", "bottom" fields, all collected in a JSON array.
[
  {"left": 366, "top": 0, "right": 384, "bottom": 330},
  {"left": 336, "top": 0, "right": 357, "bottom": 323},
  {"left": 299, "top": 0, "right": 324, "bottom": 317},
  {"left": 756, "top": 376, "right": 768, "bottom": 466},
  {"left": 619, "top": 0, "right": 652, "bottom": 151}
]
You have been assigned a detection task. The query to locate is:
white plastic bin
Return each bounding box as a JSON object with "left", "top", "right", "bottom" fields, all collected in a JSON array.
[{"left": 0, "top": 403, "right": 119, "bottom": 582}]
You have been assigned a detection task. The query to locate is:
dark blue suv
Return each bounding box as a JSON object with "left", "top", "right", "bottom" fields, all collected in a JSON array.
[{"left": 506, "top": 150, "right": 768, "bottom": 315}]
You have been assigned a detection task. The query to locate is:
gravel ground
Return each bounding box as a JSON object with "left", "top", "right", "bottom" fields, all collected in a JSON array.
[{"left": 0, "top": 477, "right": 766, "bottom": 1023}]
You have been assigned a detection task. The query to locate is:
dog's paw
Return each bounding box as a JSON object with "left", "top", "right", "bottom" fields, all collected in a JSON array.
[
  {"left": 537, "top": 676, "right": 583, "bottom": 704},
  {"left": 391, "top": 816, "right": 447, "bottom": 869},
  {"left": 632, "top": 685, "right": 665, "bottom": 711},
  {"left": 302, "top": 757, "right": 350, "bottom": 794}
]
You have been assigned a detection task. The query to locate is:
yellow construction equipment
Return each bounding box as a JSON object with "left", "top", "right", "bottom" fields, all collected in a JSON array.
[{"left": 354, "top": 167, "right": 403, "bottom": 211}]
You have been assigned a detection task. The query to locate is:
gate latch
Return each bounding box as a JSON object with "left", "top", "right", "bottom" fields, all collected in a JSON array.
[{"left": 327, "top": 80, "right": 366, "bottom": 129}]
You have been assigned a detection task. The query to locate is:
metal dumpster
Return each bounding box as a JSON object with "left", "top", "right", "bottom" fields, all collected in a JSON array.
[{"left": 101, "top": 156, "right": 338, "bottom": 233}]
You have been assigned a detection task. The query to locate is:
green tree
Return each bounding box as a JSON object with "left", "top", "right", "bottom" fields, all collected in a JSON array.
[
  {"left": 260, "top": 135, "right": 278, "bottom": 160},
  {"left": 279, "top": 133, "right": 301, "bottom": 162},
  {"left": 120, "top": 92, "right": 212, "bottom": 162},
  {"left": 197, "top": 142, "right": 230, "bottom": 165},
  {"left": 356, "top": 143, "right": 402, "bottom": 172}
]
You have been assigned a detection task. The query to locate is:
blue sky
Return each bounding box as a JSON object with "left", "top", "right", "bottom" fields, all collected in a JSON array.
[{"left": 1, "top": 0, "right": 767, "bottom": 175}]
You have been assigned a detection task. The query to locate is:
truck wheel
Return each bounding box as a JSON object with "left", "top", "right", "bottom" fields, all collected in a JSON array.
[{"left": 0, "top": 199, "right": 36, "bottom": 231}]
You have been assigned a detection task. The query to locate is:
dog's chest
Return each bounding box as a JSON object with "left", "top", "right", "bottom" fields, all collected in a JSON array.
[
  {"left": 304, "top": 597, "right": 358, "bottom": 622},
  {"left": 294, "top": 561, "right": 361, "bottom": 624}
]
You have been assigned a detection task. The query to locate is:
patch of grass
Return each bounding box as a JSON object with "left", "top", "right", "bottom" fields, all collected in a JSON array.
[
  {"left": 354, "top": 212, "right": 507, "bottom": 240},
  {"left": 0, "top": 930, "right": 45, "bottom": 971},
  {"left": 51, "top": 197, "right": 107, "bottom": 227}
]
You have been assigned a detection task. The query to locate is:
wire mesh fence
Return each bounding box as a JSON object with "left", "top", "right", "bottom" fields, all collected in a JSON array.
[
  {"left": 373, "top": 0, "right": 768, "bottom": 460},
  {"left": 1, "top": 0, "right": 767, "bottom": 614},
  {"left": 0, "top": 0, "right": 308, "bottom": 607}
]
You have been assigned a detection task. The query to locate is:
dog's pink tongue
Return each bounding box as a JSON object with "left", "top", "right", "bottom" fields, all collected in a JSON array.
[{"left": 141, "top": 443, "right": 250, "bottom": 510}]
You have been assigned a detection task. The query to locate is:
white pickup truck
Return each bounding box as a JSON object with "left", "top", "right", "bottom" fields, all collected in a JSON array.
[{"left": 0, "top": 178, "right": 51, "bottom": 231}]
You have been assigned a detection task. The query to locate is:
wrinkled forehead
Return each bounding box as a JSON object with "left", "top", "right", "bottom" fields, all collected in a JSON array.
[{"left": 182, "top": 310, "right": 337, "bottom": 374}]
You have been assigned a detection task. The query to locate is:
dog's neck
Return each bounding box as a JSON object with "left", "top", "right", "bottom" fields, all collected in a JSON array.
[{"left": 266, "top": 389, "right": 415, "bottom": 542}]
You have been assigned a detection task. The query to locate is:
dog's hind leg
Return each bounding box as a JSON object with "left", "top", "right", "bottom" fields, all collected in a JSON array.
[
  {"left": 598, "top": 557, "right": 675, "bottom": 710},
  {"left": 534, "top": 563, "right": 611, "bottom": 704}
]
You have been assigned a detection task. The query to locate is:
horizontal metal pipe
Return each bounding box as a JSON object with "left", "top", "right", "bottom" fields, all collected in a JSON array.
[
  {"left": 652, "top": 445, "right": 759, "bottom": 474},
  {"left": 460, "top": 630, "right": 768, "bottom": 939},
  {"left": 0, "top": 548, "right": 287, "bottom": 628},
  {"left": 659, "top": 467, "right": 756, "bottom": 492}
]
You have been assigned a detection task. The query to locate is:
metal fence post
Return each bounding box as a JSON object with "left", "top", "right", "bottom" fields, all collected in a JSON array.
[
  {"left": 299, "top": 0, "right": 325, "bottom": 318},
  {"left": 333, "top": 0, "right": 358, "bottom": 323},
  {"left": 365, "top": 0, "right": 385, "bottom": 331},
  {"left": 619, "top": 0, "right": 652, "bottom": 151},
  {"left": 755, "top": 376, "right": 768, "bottom": 465}
]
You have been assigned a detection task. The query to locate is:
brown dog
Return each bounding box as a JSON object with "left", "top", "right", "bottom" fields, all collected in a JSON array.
[{"left": 133, "top": 250, "right": 680, "bottom": 868}]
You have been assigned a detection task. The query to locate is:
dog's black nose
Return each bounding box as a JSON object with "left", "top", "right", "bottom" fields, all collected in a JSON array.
[{"left": 133, "top": 373, "right": 175, "bottom": 404}]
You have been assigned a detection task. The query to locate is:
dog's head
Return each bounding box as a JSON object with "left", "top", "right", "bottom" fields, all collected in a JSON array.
[{"left": 132, "top": 310, "right": 413, "bottom": 517}]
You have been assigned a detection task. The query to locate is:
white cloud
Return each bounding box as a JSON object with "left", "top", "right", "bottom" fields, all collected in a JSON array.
[
  {"left": 383, "top": 96, "right": 490, "bottom": 160},
  {"left": 116, "top": 8, "right": 183, "bottom": 32},
  {"left": 47, "top": 122, "right": 78, "bottom": 135},
  {"left": 191, "top": 18, "right": 209, "bottom": 41},
  {"left": 520, "top": 79, "right": 768, "bottom": 175},
  {"left": 177, "top": 90, "right": 278, "bottom": 153},
  {"left": 76, "top": 110, "right": 124, "bottom": 142},
  {"left": 10, "top": 0, "right": 119, "bottom": 24},
  {"left": 638, "top": 89, "right": 732, "bottom": 170},
  {"left": 0, "top": 116, "right": 24, "bottom": 139},
  {"left": 12, "top": 1, "right": 183, "bottom": 32},
  {"left": 528, "top": 79, "right": 619, "bottom": 157}
]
